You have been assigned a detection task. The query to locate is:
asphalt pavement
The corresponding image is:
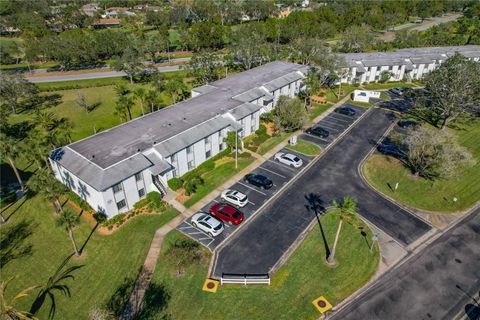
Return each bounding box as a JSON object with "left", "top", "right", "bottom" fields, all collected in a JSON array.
[
  {"left": 213, "top": 108, "right": 431, "bottom": 277},
  {"left": 330, "top": 207, "right": 480, "bottom": 320}
]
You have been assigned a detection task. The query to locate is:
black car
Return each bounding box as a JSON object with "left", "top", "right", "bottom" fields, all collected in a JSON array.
[
  {"left": 244, "top": 173, "right": 273, "bottom": 190},
  {"left": 335, "top": 106, "right": 356, "bottom": 116},
  {"left": 306, "top": 126, "right": 329, "bottom": 138},
  {"left": 397, "top": 120, "right": 418, "bottom": 129},
  {"left": 377, "top": 143, "right": 405, "bottom": 159}
]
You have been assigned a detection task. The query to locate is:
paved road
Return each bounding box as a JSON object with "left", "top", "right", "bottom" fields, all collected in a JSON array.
[
  {"left": 410, "top": 13, "right": 462, "bottom": 32},
  {"left": 331, "top": 207, "right": 480, "bottom": 320},
  {"left": 213, "top": 108, "right": 431, "bottom": 277},
  {"left": 25, "top": 65, "right": 182, "bottom": 83}
]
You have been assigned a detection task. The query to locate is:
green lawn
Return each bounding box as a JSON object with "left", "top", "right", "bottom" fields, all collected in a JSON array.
[
  {"left": 257, "top": 133, "right": 291, "bottom": 155},
  {"left": 0, "top": 194, "right": 179, "bottom": 320},
  {"left": 363, "top": 123, "right": 480, "bottom": 212},
  {"left": 361, "top": 82, "right": 417, "bottom": 90},
  {"left": 286, "top": 139, "right": 321, "bottom": 156},
  {"left": 146, "top": 211, "right": 379, "bottom": 320},
  {"left": 326, "top": 84, "right": 357, "bottom": 103},
  {"left": 308, "top": 102, "right": 333, "bottom": 120},
  {"left": 347, "top": 99, "right": 373, "bottom": 108},
  {"left": 183, "top": 157, "right": 255, "bottom": 208}
]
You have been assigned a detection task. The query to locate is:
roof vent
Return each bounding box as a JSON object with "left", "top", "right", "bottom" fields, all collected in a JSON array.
[
  {"left": 92, "top": 155, "right": 95, "bottom": 159},
  {"left": 137, "top": 148, "right": 141, "bottom": 152},
  {"left": 153, "top": 141, "right": 157, "bottom": 145},
  {"left": 168, "top": 123, "right": 172, "bottom": 126},
  {"left": 183, "top": 117, "right": 187, "bottom": 121}
]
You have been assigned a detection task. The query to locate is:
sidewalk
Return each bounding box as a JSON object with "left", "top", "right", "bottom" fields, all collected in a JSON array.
[{"left": 122, "top": 94, "right": 352, "bottom": 319}]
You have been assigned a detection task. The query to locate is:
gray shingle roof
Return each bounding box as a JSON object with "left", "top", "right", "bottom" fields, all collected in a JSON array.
[
  {"left": 230, "top": 102, "right": 263, "bottom": 120},
  {"left": 263, "top": 72, "right": 304, "bottom": 91},
  {"left": 144, "top": 152, "right": 173, "bottom": 175},
  {"left": 192, "top": 84, "right": 218, "bottom": 95}
]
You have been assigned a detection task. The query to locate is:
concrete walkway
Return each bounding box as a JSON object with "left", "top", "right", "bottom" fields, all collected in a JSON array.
[{"left": 122, "top": 96, "right": 351, "bottom": 319}]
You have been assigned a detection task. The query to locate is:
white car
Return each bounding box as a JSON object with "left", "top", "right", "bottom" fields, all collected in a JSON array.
[
  {"left": 221, "top": 189, "right": 248, "bottom": 207},
  {"left": 274, "top": 152, "right": 303, "bottom": 168},
  {"left": 191, "top": 212, "right": 224, "bottom": 237}
]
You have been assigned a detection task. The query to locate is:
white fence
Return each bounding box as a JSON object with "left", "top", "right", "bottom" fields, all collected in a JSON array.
[{"left": 220, "top": 274, "right": 270, "bottom": 285}]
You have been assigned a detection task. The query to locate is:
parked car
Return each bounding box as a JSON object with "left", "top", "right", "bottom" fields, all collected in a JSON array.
[
  {"left": 335, "top": 106, "right": 356, "bottom": 116},
  {"left": 221, "top": 189, "right": 248, "bottom": 207},
  {"left": 274, "top": 152, "right": 303, "bottom": 168},
  {"left": 209, "top": 203, "right": 244, "bottom": 225},
  {"left": 377, "top": 143, "right": 405, "bottom": 159},
  {"left": 191, "top": 212, "right": 224, "bottom": 237},
  {"left": 397, "top": 120, "right": 418, "bottom": 128},
  {"left": 244, "top": 173, "right": 273, "bottom": 190},
  {"left": 305, "top": 126, "right": 329, "bottom": 138}
]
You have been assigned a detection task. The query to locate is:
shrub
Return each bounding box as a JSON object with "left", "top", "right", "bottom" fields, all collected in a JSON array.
[
  {"left": 167, "top": 178, "right": 183, "bottom": 191},
  {"left": 260, "top": 112, "right": 273, "bottom": 122},
  {"left": 102, "top": 213, "right": 126, "bottom": 228},
  {"left": 66, "top": 191, "right": 91, "bottom": 211},
  {"left": 133, "top": 198, "right": 149, "bottom": 209},
  {"left": 184, "top": 175, "right": 204, "bottom": 196},
  {"left": 255, "top": 124, "right": 268, "bottom": 137},
  {"left": 238, "top": 151, "right": 251, "bottom": 158},
  {"left": 146, "top": 191, "right": 169, "bottom": 211},
  {"left": 93, "top": 211, "right": 108, "bottom": 223}
]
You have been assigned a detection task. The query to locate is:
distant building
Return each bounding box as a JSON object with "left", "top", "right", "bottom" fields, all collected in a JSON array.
[
  {"left": 81, "top": 3, "right": 100, "bottom": 17},
  {"left": 50, "top": 62, "right": 307, "bottom": 218},
  {"left": 105, "top": 7, "right": 136, "bottom": 17},
  {"left": 339, "top": 45, "right": 480, "bottom": 84},
  {"left": 93, "top": 18, "right": 121, "bottom": 29}
]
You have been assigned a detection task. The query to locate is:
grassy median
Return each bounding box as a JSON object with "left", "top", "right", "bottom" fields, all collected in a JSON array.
[
  {"left": 286, "top": 139, "right": 321, "bottom": 156},
  {"left": 146, "top": 211, "right": 379, "bottom": 320}
]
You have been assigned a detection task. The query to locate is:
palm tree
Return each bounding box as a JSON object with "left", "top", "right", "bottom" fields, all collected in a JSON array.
[
  {"left": 114, "top": 96, "right": 134, "bottom": 121},
  {"left": 1, "top": 277, "right": 39, "bottom": 320},
  {"left": 56, "top": 210, "right": 81, "bottom": 257},
  {"left": 30, "top": 255, "right": 83, "bottom": 318},
  {"left": 145, "top": 90, "right": 161, "bottom": 113},
  {"left": 34, "top": 110, "right": 57, "bottom": 133},
  {"left": 28, "top": 168, "right": 66, "bottom": 213},
  {"left": 328, "top": 196, "right": 358, "bottom": 266},
  {"left": 0, "top": 132, "right": 25, "bottom": 192},
  {"left": 134, "top": 87, "right": 147, "bottom": 116}
]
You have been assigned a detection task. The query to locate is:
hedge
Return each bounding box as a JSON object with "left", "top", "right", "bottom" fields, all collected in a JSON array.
[
  {"left": 66, "top": 191, "right": 91, "bottom": 211},
  {"left": 167, "top": 178, "right": 183, "bottom": 191}
]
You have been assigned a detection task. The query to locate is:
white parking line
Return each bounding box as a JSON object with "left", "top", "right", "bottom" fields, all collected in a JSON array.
[
  {"left": 267, "top": 159, "right": 297, "bottom": 172},
  {"left": 316, "top": 123, "right": 341, "bottom": 132},
  {"left": 320, "top": 118, "right": 346, "bottom": 127},
  {"left": 189, "top": 231, "right": 203, "bottom": 235},
  {"left": 258, "top": 166, "right": 287, "bottom": 178},
  {"left": 198, "top": 237, "right": 213, "bottom": 241},
  {"left": 327, "top": 114, "right": 351, "bottom": 123},
  {"left": 303, "top": 133, "right": 331, "bottom": 143},
  {"left": 237, "top": 182, "right": 267, "bottom": 195},
  {"left": 248, "top": 201, "right": 256, "bottom": 206}
]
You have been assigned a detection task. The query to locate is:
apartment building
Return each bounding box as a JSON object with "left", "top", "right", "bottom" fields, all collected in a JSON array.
[
  {"left": 339, "top": 45, "right": 480, "bottom": 84},
  {"left": 49, "top": 62, "right": 307, "bottom": 218}
]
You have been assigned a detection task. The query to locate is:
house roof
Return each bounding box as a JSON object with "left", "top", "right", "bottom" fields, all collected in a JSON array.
[
  {"left": 54, "top": 61, "right": 307, "bottom": 190},
  {"left": 95, "top": 18, "right": 120, "bottom": 25}
]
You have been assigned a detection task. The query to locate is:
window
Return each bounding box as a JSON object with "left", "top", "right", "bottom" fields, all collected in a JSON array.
[
  {"left": 135, "top": 172, "right": 142, "bottom": 182},
  {"left": 112, "top": 183, "right": 123, "bottom": 194},
  {"left": 171, "top": 153, "right": 176, "bottom": 162},
  {"left": 204, "top": 136, "right": 211, "bottom": 145},
  {"left": 188, "top": 160, "right": 195, "bottom": 170},
  {"left": 116, "top": 199, "right": 126, "bottom": 210},
  {"left": 206, "top": 150, "right": 211, "bottom": 159},
  {"left": 172, "top": 169, "right": 178, "bottom": 178},
  {"left": 186, "top": 145, "right": 193, "bottom": 154},
  {"left": 138, "top": 188, "right": 145, "bottom": 198}
]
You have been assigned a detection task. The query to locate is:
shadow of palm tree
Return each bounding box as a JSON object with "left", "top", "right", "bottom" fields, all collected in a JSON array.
[
  {"left": 79, "top": 223, "right": 98, "bottom": 254},
  {"left": 304, "top": 193, "right": 330, "bottom": 259},
  {"left": 133, "top": 282, "right": 171, "bottom": 320},
  {"left": 106, "top": 275, "right": 137, "bottom": 318},
  {"left": 0, "top": 219, "right": 35, "bottom": 268},
  {"left": 29, "top": 253, "right": 84, "bottom": 319}
]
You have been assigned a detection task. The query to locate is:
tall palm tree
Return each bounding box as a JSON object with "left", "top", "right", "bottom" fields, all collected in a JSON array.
[
  {"left": 328, "top": 196, "right": 358, "bottom": 266},
  {"left": 30, "top": 255, "right": 83, "bottom": 318},
  {"left": 145, "top": 90, "right": 161, "bottom": 113},
  {"left": 56, "top": 210, "right": 81, "bottom": 257},
  {"left": 34, "top": 110, "right": 57, "bottom": 133},
  {"left": 134, "top": 87, "right": 147, "bottom": 116},
  {"left": 0, "top": 277, "right": 39, "bottom": 320},
  {"left": 0, "top": 132, "right": 25, "bottom": 191},
  {"left": 28, "top": 168, "right": 66, "bottom": 213}
]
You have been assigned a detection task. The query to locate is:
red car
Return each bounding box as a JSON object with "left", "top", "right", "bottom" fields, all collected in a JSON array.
[{"left": 209, "top": 203, "right": 244, "bottom": 225}]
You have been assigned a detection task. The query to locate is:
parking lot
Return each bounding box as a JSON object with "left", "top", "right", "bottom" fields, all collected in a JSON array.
[
  {"left": 176, "top": 149, "right": 313, "bottom": 250},
  {"left": 300, "top": 104, "right": 367, "bottom": 148},
  {"left": 177, "top": 103, "right": 369, "bottom": 251}
]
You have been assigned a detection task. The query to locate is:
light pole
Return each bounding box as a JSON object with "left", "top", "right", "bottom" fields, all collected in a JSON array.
[{"left": 235, "top": 127, "right": 243, "bottom": 169}]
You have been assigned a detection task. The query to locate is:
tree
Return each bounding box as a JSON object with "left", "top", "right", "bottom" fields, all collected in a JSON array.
[
  {"left": 56, "top": 210, "right": 81, "bottom": 257},
  {"left": 393, "top": 126, "right": 475, "bottom": 179},
  {"left": 0, "top": 277, "right": 39, "bottom": 320},
  {"left": 111, "top": 47, "right": 143, "bottom": 84},
  {"left": 328, "top": 196, "right": 358, "bottom": 266},
  {"left": 75, "top": 91, "right": 89, "bottom": 112},
  {"left": 224, "top": 131, "right": 241, "bottom": 152},
  {"left": 379, "top": 70, "right": 393, "bottom": 83},
  {"left": 0, "top": 132, "right": 25, "bottom": 191},
  {"left": 28, "top": 168, "right": 66, "bottom": 213},
  {"left": 229, "top": 25, "right": 266, "bottom": 70},
  {"left": 190, "top": 21, "right": 225, "bottom": 51},
  {"left": 340, "top": 25, "right": 375, "bottom": 53},
  {"left": 114, "top": 96, "right": 134, "bottom": 122},
  {"left": 133, "top": 87, "right": 147, "bottom": 116},
  {"left": 165, "top": 77, "right": 189, "bottom": 103},
  {"left": 0, "top": 74, "right": 37, "bottom": 114},
  {"left": 423, "top": 53, "right": 480, "bottom": 130},
  {"left": 145, "top": 90, "right": 163, "bottom": 113},
  {"left": 165, "top": 239, "right": 203, "bottom": 275},
  {"left": 145, "top": 31, "right": 168, "bottom": 62},
  {"left": 187, "top": 51, "right": 220, "bottom": 85},
  {"left": 302, "top": 68, "right": 322, "bottom": 108},
  {"left": 272, "top": 96, "right": 307, "bottom": 133}
]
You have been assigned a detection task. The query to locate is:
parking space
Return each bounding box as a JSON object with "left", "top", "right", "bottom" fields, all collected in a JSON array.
[
  {"left": 300, "top": 104, "right": 367, "bottom": 149},
  {"left": 176, "top": 149, "right": 313, "bottom": 251}
]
